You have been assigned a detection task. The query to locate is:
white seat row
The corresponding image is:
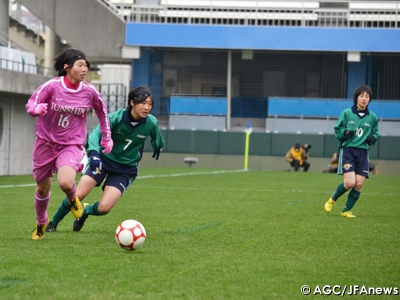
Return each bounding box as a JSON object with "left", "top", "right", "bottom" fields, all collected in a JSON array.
[
  {"left": 108, "top": 0, "right": 135, "bottom": 4},
  {"left": 105, "top": 0, "right": 400, "bottom": 13},
  {"left": 159, "top": 11, "right": 399, "bottom": 22},
  {"left": 159, "top": 10, "right": 318, "bottom": 20},
  {"left": 159, "top": 0, "right": 400, "bottom": 12},
  {"left": 349, "top": 14, "right": 400, "bottom": 22},
  {"left": 160, "top": 0, "right": 320, "bottom": 10},
  {"left": 349, "top": 2, "right": 400, "bottom": 10}
]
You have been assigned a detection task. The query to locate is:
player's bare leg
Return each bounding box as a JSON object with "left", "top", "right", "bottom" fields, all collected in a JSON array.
[
  {"left": 341, "top": 174, "right": 365, "bottom": 217},
  {"left": 73, "top": 182, "right": 121, "bottom": 232},
  {"left": 32, "top": 178, "right": 52, "bottom": 240},
  {"left": 58, "top": 166, "right": 82, "bottom": 218}
]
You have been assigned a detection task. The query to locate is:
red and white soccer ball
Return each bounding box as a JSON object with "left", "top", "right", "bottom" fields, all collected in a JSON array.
[{"left": 115, "top": 220, "right": 146, "bottom": 251}]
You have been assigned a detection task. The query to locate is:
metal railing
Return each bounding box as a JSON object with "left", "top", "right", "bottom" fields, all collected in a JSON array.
[
  {"left": 0, "top": 57, "right": 56, "bottom": 77},
  {"left": 0, "top": 31, "right": 32, "bottom": 54},
  {"left": 92, "top": 83, "right": 127, "bottom": 114},
  {"left": 5, "top": 3, "right": 48, "bottom": 76},
  {"left": 0, "top": 29, "right": 54, "bottom": 77}
]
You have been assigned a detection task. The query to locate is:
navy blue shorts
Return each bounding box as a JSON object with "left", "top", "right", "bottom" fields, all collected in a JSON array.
[
  {"left": 83, "top": 154, "right": 138, "bottom": 195},
  {"left": 338, "top": 147, "right": 370, "bottom": 178}
]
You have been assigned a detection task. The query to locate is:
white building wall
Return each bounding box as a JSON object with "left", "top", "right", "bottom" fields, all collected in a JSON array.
[
  {"left": 99, "top": 64, "right": 131, "bottom": 94},
  {"left": 0, "top": 95, "right": 36, "bottom": 176}
]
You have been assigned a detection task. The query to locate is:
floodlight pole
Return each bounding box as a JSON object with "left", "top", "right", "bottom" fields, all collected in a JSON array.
[{"left": 226, "top": 50, "right": 232, "bottom": 130}]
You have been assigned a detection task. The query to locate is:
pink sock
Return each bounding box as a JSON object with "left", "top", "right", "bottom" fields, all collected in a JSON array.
[
  {"left": 66, "top": 183, "right": 76, "bottom": 201},
  {"left": 34, "top": 192, "right": 50, "bottom": 225}
]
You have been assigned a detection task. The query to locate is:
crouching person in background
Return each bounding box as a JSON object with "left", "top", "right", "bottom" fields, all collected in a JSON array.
[{"left": 285, "top": 143, "right": 310, "bottom": 172}]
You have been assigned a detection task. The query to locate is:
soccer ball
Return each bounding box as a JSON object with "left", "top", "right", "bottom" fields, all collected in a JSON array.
[{"left": 115, "top": 220, "right": 146, "bottom": 251}]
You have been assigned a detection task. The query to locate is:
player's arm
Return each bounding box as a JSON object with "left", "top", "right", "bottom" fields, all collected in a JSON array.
[
  {"left": 87, "top": 125, "right": 102, "bottom": 154},
  {"left": 137, "top": 143, "right": 145, "bottom": 162},
  {"left": 90, "top": 92, "right": 112, "bottom": 146},
  {"left": 149, "top": 123, "right": 165, "bottom": 160},
  {"left": 284, "top": 149, "right": 293, "bottom": 162},
  {"left": 334, "top": 111, "right": 349, "bottom": 140},
  {"left": 371, "top": 114, "right": 379, "bottom": 141},
  {"left": 366, "top": 114, "right": 379, "bottom": 146},
  {"left": 85, "top": 126, "right": 104, "bottom": 175},
  {"left": 26, "top": 83, "right": 50, "bottom": 117},
  {"left": 87, "top": 114, "right": 117, "bottom": 154},
  {"left": 150, "top": 125, "right": 165, "bottom": 150}
]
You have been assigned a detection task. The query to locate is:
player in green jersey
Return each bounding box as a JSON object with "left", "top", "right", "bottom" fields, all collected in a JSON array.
[
  {"left": 46, "top": 86, "right": 165, "bottom": 232},
  {"left": 324, "top": 85, "right": 379, "bottom": 218}
]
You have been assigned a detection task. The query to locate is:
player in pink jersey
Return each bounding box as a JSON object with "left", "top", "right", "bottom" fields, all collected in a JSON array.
[{"left": 26, "top": 48, "right": 114, "bottom": 240}]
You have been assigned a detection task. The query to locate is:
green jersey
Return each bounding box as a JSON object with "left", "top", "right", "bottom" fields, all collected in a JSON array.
[
  {"left": 334, "top": 105, "right": 379, "bottom": 149},
  {"left": 88, "top": 109, "right": 164, "bottom": 166}
]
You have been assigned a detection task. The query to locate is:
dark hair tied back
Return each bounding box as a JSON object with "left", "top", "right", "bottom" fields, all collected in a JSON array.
[
  {"left": 127, "top": 86, "right": 154, "bottom": 109},
  {"left": 53, "top": 48, "right": 90, "bottom": 76}
]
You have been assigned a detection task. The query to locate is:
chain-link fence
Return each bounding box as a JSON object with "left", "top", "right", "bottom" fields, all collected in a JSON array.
[{"left": 140, "top": 49, "right": 400, "bottom": 112}]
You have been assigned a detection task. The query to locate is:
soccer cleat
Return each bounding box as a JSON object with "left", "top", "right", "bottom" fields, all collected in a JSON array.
[
  {"left": 324, "top": 197, "right": 336, "bottom": 213},
  {"left": 73, "top": 203, "right": 89, "bottom": 232},
  {"left": 340, "top": 211, "right": 356, "bottom": 218},
  {"left": 73, "top": 214, "right": 88, "bottom": 232},
  {"left": 69, "top": 196, "right": 83, "bottom": 218},
  {"left": 32, "top": 218, "right": 50, "bottom": 240},
  {"left": 45, "top": 221, "right": 57, "bottom": 232}
]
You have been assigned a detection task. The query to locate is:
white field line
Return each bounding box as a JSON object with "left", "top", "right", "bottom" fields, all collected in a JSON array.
[
  {"left": 0, "top": 169, "right": 396, "bottom": 196},
  {"left": 0, "top": 169, "right": 247, "bottom": 189}
]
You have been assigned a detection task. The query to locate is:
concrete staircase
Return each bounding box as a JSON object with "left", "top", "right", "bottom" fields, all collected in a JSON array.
[
  {"left": 8, "top": 16, "right": 45, "bottom": 62},
  {"left": 15, "top": 0, "right": 127, "bottom": 64}
]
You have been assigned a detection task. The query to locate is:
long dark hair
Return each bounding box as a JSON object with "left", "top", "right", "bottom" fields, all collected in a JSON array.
[{"left": 53, "top": 48, "right": 90, "bottom": 76}]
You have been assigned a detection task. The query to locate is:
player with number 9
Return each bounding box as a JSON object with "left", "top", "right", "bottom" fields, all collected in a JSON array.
[
  {"left": 45, "top": 86, "right": 164, "bottom": 233},
  {"left": 26, "top": 48, "right": 113, "bottom": 240}
]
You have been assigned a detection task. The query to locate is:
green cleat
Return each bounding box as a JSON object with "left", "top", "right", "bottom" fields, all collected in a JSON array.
[
  {"left": 69, "top": 196, "right": 83, "bottom": 218},
  {"left": 32, "top": 218, "right": 50, "bottom": 240},
  {"left": 324, "top": 197, "right": 336, "bottom": 213},
  {"left": 341, "top": 211, "right": 356, "bottom": 218}
]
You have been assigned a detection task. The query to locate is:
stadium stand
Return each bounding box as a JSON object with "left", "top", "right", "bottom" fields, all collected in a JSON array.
[
  {"left": 108, "top": 0, "right": 400, "bottom": 27},
  {"left": 158, "top": 0, "right": 319, "bottom": 24}
]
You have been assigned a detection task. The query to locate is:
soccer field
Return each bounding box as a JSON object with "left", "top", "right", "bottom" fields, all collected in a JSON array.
[{"left": 1, "top": 168, "right": 399, "bottom": 299}]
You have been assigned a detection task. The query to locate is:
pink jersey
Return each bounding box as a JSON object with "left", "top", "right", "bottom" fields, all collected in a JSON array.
[{"left": 26, "top": 76, "right": 111, "bottom": 145}]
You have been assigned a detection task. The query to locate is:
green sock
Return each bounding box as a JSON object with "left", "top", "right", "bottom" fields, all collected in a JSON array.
[
  {"left": 343, "top": 189, "right": 360, "bottom": 212},
  {"left": 332, "top": 182, "right": 348, "bottom": 201},
  {"left": 84, "top": 202, "right": 101, "bottom": 216},
  {"left": 51, "top": 198, "right": 71, "bottom": 227}
]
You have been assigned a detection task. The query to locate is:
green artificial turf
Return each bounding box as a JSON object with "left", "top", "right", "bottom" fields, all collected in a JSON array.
[{"left": 1, "top": 169, "right": 399, "bottom": 299}]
